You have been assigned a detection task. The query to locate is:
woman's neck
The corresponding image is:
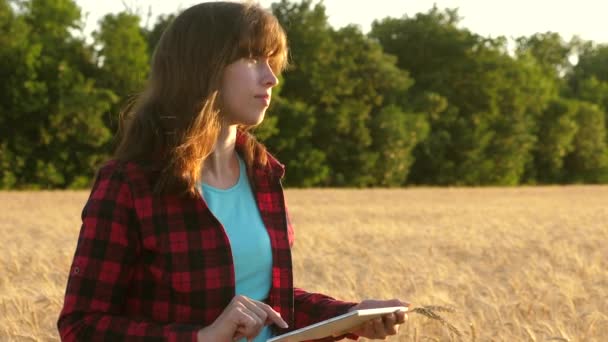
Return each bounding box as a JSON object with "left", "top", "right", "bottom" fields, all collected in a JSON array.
[{"left": 201, "top": 125, "right": 240, "bottom": 188}]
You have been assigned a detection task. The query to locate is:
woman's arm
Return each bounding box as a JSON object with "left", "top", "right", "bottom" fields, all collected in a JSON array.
[{"left": 57, "top": 162, "right": 204, "bottom": 341}]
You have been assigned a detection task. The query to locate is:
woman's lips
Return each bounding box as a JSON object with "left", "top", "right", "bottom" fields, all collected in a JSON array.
[{"left": 255, "top": 94, "right": 270, "bottom": 106}]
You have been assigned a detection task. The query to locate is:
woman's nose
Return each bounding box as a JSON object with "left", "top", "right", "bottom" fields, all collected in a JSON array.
[{"left": 262, "top": 62, "right": 279, "bottom": 87}]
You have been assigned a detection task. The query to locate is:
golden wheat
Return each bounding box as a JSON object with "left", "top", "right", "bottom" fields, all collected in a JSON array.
[
  {"left": 2, "top": 186, "right": 608, "bottom": 341},
  {"left": 409, "top": 306, "right": 461, "bottom": 337}
]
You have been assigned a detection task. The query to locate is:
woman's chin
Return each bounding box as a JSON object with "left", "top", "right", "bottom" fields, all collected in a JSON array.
[
  {"left": 248, "top": 112, "right": 266, "bottom": 126},
  {"left": 229, "top": 111, "right": 266, "bottom": 126}
]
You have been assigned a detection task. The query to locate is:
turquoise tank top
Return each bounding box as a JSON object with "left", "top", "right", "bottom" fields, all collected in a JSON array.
[{"left": 201, "top": 153, "right": 274, "bottom": 342}]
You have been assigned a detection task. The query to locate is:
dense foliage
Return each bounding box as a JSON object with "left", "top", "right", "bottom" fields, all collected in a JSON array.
[{"left": 1, "top": 0, "right": 607, "bottom": 188}]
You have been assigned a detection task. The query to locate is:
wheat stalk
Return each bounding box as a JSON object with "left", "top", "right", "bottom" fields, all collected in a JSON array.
[{"left": 409, "top": 305, "right": 462, "bottom": 337}]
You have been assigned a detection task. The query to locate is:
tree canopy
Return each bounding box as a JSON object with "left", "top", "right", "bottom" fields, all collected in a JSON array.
[{"left": 1, "top": 0, "right": 607, "bottom": 188}]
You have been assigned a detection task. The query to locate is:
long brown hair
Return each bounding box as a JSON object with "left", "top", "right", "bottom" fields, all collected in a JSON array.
[{"left": 113, "top": 1, "right": 288, "bottom": 196}]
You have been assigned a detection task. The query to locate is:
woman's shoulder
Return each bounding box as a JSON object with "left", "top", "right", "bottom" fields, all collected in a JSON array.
[
  {"left": 85, "top": 159, "right": 163, "bottom": 216},
  {"left": 96, "top": 159, "right": 148, "bottom": 178},
  {"left": 93, "top": 158, "right": 158, "bottom": 191}
]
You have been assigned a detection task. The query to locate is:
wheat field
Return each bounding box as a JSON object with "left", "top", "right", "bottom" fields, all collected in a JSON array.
[{"left": 1, "top": 186, "right": 607, "bottom": 341}]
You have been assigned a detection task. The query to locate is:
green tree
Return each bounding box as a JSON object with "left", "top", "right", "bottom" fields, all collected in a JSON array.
[
  {"left": 516, "top": 32, "right": 574, "bottom": 81},
  {"left": 568, "top": 43, "right": 608, "bottom": 121},
  {"left": 0, "top": 0, "right": 46, "bottom": 187},
  {"left": 532, "top": 98, "right": 579, "bottom": 183},
  {"left": 3, "top": 0, "right": 607, "bottom": 189},
  {"left": 1, "top": 0, "right": 114, "bottom": 188},
  {"left": 92, "top": 11, "right": 149, "bottom": 145},
  {"left": 562, "top": 101, "right": 608, "bottom": 183},
  {"left": 371, "top": 8, "right": 551, "bottom": 185},
  {"left": 261, "top": 96, "right": 330, "bottom": 187},
  {"left": 272, "top": 1, "right": 427, "bottom": 187}
]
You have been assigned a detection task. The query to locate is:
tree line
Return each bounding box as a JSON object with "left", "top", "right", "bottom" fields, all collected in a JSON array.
[{"left": 1, "top": 0, "right": 608, "bottom": 189}]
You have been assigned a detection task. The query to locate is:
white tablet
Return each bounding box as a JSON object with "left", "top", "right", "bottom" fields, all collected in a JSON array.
[{"left": 267, "top": 306, "right": 407, "bottom": 342}]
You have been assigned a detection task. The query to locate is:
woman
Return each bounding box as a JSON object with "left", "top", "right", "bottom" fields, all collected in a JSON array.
[{"left": 57, "top": 2, "right": 408, "bottom": 341}]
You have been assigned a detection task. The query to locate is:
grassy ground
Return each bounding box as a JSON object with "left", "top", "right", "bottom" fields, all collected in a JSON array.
[{"left": 1, "top": 186, "right": 607, "bottom": 341}]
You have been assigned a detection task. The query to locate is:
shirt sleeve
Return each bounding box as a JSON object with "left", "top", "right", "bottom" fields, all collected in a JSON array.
[
  {"left": 57, "top": 162, "right": 203, "bottom": 341},
  {"left": 284, "top": 200, "right": 360, "bottom": 341},
  {"left": 293, "top": 288, "right": 360, "bottom": 341}
]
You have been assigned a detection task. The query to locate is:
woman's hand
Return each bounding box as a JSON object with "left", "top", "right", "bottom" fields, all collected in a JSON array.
[
  {"left": 197, "top": 295, "right": 288, "bottom": 341},
  {"left": 348, "top": 298, "right": 409, "bottom": 340}
]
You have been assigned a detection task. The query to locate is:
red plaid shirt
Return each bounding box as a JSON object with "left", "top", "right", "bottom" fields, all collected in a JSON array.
[{"left": 57, "top": 132, "right": 359, "bottom": 341}]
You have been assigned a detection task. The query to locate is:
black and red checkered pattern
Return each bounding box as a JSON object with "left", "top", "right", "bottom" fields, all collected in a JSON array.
[{"left": 57, "top": 132, "right": 359, "bottom": 341}]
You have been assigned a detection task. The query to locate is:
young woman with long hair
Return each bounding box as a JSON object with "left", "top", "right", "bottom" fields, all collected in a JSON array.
[{"left": 57, "top": 2, "right": 408, "bottom": 341}]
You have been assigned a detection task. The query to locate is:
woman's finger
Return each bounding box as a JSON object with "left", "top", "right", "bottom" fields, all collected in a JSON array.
[
  {"left": 395, "top": 310, "right": 407, "bottom": 324},
  {"left": 383, "top": 313, "right": 398, "bottom": 335},
  {"left": 361, "top": 321, "right": 375, "bottom": 338},
  {"left": 372, "top": 317, "right": 387, "bottom": 339},
  {"left": 237, "top": 298, "right": 269, "bottom": 325},
  {"left": 232, "top": 306, "right": 263, "bottom": 340},
  {"left": 258, "top": 302, "right": 288, "bottom": 328},
  {"left": 246, "top": 298, "right": 288, "bottom": 328}
]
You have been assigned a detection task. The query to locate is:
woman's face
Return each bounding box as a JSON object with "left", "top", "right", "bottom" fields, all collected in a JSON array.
[{"left": 220, "top": 56, "right": 279, "bottom": 126}]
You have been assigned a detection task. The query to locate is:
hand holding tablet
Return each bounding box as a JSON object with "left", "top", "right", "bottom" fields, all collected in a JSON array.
[
  {"left": 267, "top": 305, "right": 408, "bottom": 342},
  {"left": 347, "top": 299, "right": 409, "bottom": 339}
]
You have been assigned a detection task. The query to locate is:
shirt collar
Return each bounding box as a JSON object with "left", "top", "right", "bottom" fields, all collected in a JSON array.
[{"left": 235, "top": 129, "right": 285, "bottom": 179}]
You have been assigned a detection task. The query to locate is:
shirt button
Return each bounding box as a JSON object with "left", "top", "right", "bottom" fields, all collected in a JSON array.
[{"left": 74, "top": 267, "right": 80, "bottom": 274}]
